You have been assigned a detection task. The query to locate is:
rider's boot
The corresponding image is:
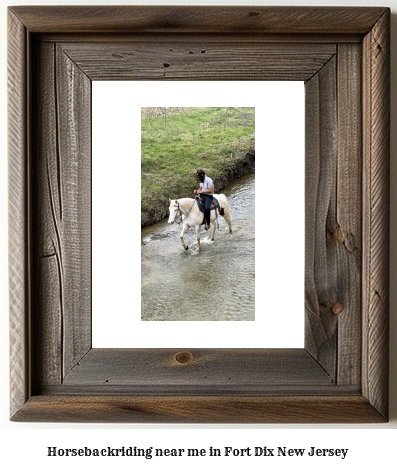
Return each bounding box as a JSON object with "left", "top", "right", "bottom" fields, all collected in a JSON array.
[{"left": 204, "top": 207, "right": 211, "bottom": 231}]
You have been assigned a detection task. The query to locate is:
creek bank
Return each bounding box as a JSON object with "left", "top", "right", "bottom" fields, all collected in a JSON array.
[{"left": 141, "top": 151, "right": 255, "bottom": 228}]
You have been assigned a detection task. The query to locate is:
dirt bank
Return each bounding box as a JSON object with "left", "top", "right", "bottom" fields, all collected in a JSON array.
[{"left": 141, "top": 151, "right": 255, "bottom": 228}]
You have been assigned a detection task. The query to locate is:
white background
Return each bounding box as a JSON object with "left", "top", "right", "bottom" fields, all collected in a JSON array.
[
  {"left": 1, "top": 0, "right": 396, "bottom": 469},
  {"left": 92, "top": 81, "right": 305, "bottom": 348}
]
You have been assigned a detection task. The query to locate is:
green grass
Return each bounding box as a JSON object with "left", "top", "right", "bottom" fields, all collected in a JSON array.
[{"left": 141, "top": 107, "right": 255, "bottom": 226}]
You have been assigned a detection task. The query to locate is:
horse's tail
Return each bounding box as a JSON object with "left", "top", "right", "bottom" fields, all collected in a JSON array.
[{"left": 216, "top": 194, "right": 232, "bottom": 234}]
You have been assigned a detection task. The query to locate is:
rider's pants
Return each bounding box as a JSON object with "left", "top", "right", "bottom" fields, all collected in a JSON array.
[{"left": 201, "top": 194, "right": 213, "bottom": 226}]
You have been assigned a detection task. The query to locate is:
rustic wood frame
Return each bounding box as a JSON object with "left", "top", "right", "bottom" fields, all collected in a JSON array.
[{"left": 8, "top": 6, "right": 390, "bottom": 423}]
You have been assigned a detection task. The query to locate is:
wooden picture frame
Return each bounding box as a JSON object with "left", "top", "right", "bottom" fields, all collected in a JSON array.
[{"left": 8, "top": 6, "right": 390, "bottom": 423}]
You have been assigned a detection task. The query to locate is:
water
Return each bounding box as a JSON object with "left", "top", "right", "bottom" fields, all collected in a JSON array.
[{"left": 141, "top": 173, "right": 255, "bottom": 321}]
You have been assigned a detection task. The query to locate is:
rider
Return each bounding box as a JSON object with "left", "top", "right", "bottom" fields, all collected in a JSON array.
[{"left": 194, "top": 169, "right": 214, "bottom": 230}]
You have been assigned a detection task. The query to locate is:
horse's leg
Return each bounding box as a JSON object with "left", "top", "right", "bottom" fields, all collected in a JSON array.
[
  {"left": 222, "top": 208, "right": 233, "bottom": 234},
  {"left": 195, "top": 224, "right": 201, "bottom": 251},
  {"left": 180, "top": 224, "right": 189, "bottom": 250},
  {"left": 210, "top": 221, "right": 216, "bottom": 241}
]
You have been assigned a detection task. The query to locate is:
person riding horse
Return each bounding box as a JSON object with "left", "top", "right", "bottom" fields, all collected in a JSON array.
[{"left": 194, "top": 169, "right": 214, "bottom": 231}]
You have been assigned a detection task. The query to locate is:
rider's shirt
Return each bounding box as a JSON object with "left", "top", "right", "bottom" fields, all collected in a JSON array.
[{"left": 200, "top": 176, "right": 214, "bottom": 195}]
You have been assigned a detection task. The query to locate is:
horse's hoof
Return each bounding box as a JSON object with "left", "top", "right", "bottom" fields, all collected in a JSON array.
[{"left": 185, "top": 246, "right": 188, "bottom": 250}]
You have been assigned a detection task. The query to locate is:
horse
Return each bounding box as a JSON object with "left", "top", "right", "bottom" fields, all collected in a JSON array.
[{"left": 168, "top": 195, "right": 232, "bottom": 251}]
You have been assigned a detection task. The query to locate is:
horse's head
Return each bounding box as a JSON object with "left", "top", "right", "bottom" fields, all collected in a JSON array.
[{"left": 168, "top": 199, "right": 180, "bottom": 224}]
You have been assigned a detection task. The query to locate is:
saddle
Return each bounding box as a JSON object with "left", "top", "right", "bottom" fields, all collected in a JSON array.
[{"left": 196, "top": 196, "right": 225, "bottom": 216}]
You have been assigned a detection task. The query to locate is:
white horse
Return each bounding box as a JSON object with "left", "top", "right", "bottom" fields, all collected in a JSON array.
[{"left": 168, "top": 195, "right": 232, "bottom": 251}]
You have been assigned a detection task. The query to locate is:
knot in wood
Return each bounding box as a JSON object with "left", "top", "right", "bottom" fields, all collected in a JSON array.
[
  {"left": 333, "top": 225, "right": 344, "bottom": 244},
  {"left": 174, "top": 351, "right": 194, "bottom": 365},
  {"left": 331, "top": 302, "right": 344, "bottom": 316}
]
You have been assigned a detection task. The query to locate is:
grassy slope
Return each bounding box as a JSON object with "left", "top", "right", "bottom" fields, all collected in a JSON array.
[{"left": 141, "top": 107, "right": 255, "bottom": 227}]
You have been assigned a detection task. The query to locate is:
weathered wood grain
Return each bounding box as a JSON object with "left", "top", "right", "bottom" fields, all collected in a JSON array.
[
  {"left": 34, "top": 33, "right": 363, "bottom": 45},
  {"left": 304, "top": 56, "right": 338, "bottom": 378},
  {"left": 362, "top": 9, "right": 390, "bottom": 419},
  {"left": 55, "top": 45, "right": 91, "bottom": 377},
  {"left": 11, "top": 396, "right": 386, "bottom": 424},
  {"left": 62, "top": 349, "right": 334, "bottom": 390},
  {"left": 31, "top": 41, "right": 92, "bottom": 386},
  {"left": 8, "top": 9, "right": 29, "bottom": 419},
  {"left": 8, "top": 6, "right": 390, "bottom": 423},
  {"left": 60, "top": 43, "right": 336, "bottom": 82},
  {"left": 32, "top": 42, "right": 63, "bottom": 387},
  {"left": 8, "top": 6, "right": 387, "bottom": 34},
  {"left": 335, "top": 44, "right": 362, "bottom": 386}
]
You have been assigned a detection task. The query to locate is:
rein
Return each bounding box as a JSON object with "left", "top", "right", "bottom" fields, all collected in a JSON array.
[{"left": 174, "top": 199, "right": 196, "bottom": 225}]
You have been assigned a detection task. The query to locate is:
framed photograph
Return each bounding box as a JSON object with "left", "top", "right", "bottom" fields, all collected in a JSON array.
[{"left": 8, "top": 6, "right": 390, "bottom": 422}]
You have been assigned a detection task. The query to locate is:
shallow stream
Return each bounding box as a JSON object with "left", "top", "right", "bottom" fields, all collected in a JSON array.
[{"left": 141, "top": 173, "right": 255, "bottom": 321}]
